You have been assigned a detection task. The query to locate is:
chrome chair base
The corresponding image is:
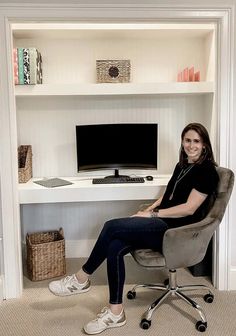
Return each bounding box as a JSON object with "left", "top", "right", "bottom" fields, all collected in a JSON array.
[{"left": 127, "top": 269, "right": 214, "bottom": 332}]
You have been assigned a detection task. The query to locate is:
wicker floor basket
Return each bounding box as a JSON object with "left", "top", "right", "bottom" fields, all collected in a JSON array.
[{"left": 26, "top": 228, "right": 66, "bottom": 281}]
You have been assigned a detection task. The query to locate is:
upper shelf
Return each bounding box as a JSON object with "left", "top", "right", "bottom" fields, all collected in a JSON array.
[
  {"left": 13, "top": 22, "right": 215, "bottom": 94},
  {"left": 15, "top": 82, "right": 214, "bottom": 97}
]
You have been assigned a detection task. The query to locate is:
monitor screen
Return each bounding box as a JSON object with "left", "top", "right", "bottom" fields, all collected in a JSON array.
[{"left": 76, "top": 123, "right": 158, "bottom": 176}]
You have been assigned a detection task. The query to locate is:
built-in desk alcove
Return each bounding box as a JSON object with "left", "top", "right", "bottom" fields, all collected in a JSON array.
[
  {"left": 15, "top": 20, "right": 215, "bottom": 264},
  {"left": 0, "top": 4, "right": 234, "bottom": 300}
]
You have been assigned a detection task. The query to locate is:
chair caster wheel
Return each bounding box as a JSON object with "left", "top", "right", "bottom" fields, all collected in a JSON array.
[
  {"left": 127, "top": 290, "right": 136, "bottom": 300},
  {"left": 164, "top": 278, "right": 169, "bottom": 287},
  {"left": 204, "top": 293, "right": 214, "bottom": 303},
  {"left": 196, "top": 321, "right": 207, "bottom": 332},
  {"left": 140, "top": 318, "right": 151, "bottom": 330}
]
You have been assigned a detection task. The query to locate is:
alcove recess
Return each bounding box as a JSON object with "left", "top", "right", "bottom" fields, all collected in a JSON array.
[{"left": 13, "top": 22, "right": 215, "bottom": 189}]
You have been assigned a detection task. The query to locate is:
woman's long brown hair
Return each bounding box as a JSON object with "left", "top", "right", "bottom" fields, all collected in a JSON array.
[{"left": 179, "top": 123, "right": 217, "bottom": 167}]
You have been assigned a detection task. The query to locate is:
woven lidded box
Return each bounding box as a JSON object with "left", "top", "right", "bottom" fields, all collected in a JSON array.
[
  {"left": 18, "top": 145, "right": 32, "bottom": 183},
  {"left": 26, "top": 228, "right": 66, "bottom": 281},
  {"left": 96, "top": 59, "right": 131, "bottom": 83}
]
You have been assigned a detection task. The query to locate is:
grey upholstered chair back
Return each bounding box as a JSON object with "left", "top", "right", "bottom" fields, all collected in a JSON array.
[{"left": 162, "top": 167, "right": 234, "bottom": 270}]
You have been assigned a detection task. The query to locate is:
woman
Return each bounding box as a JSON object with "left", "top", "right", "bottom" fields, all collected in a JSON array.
[{"left": 49, "top": 122, "right": 219, "bottom": 335}]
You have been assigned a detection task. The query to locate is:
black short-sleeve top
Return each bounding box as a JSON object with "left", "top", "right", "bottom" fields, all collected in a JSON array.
[{"left": 158, "top": 160, "right": 219, "bottom": 228}]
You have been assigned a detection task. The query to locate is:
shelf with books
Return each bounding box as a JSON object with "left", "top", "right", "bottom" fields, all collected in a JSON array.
[
  {"left": 12, "top": 22, "right": 215, "bottom": 92},
  {"left": 15, "top": 81, "right": 214, "bottom": 97}
]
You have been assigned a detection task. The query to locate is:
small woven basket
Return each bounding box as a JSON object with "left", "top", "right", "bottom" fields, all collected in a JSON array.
[
  {"left": 96, "top": 59, "right": 131, "bottom": 83},
  {"left": 26, "top": 228, "right": 66, "bottom": 281},
  {"left": 18, "top": 145, "right": 32, "bottom": 183}
]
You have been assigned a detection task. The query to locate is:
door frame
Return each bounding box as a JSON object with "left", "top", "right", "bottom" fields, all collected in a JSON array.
[{"left": 0, "top": 3, "right": 234, "bottom": 298}]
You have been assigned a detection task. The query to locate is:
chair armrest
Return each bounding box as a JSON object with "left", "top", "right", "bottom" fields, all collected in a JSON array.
[{"left": 162, "top": 217, "right": 219, "bottom": 269}]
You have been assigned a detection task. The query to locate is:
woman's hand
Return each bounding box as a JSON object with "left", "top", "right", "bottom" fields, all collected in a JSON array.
[{"left": 131, "top": 210, "right": 151, "bottom": 218}]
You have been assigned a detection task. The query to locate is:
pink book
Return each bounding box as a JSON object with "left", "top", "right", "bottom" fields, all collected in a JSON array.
[
  {"left": 13, "top": 48, "right": 19, "bottom": 85},
  {"left": 183, "top": 67, "right": 189, "bottom": 82},
  {"left": 189, "top": 67, "right": 194, "bottom": 81},
  {"left": 177, "top": 71, "right": 183, "bottom": 82},
  {"left": 194, "top": 71, "right": 200, "bottom": 82}
]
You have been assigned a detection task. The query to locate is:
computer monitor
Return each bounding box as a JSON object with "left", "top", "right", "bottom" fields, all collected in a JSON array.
[{"left": 76, "top": 123, "right": 158, "bottom": 178}]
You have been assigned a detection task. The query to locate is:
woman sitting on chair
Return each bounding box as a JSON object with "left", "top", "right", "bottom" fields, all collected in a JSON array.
[{"left": 49, "top": 122, "right": 219, "bottom": 335}]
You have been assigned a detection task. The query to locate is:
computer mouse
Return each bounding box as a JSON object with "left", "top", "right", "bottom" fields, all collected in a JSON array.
[{"left": 146, "top": 175, "right": 153, "bottom": 181}]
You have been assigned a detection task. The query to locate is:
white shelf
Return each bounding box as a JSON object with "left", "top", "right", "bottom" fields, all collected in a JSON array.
[
  {"left": 15, "top": 82, "right": 214, "bottom": 97},
  {"left": 18, "top": 176, "right": 170, "bottom": 204}
]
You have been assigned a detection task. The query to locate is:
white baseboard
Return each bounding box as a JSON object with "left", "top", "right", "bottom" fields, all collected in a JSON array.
[
  {"left": 229, "top": 267, "right": 236, "bottom": 290},
  {"left": 0, "top": 276, "right": 3, "bottom": 302}
]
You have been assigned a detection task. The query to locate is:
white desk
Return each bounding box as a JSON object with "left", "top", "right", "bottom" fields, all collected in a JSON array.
[
  {"left": 19, "top": 176, "right": 171, "bottom": 257},
  {"left": 18, "top": 176, "right": 170, "bottom": 204}
]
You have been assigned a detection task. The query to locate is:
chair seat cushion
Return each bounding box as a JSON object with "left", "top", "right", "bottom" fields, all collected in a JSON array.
[{"left": 131, "top": 249, "right": 166, "bottom": 268}]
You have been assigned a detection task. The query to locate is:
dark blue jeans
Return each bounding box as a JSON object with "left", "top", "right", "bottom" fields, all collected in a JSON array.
[{"left": 82, "top": 216, "right": 168, "bottom": 304}]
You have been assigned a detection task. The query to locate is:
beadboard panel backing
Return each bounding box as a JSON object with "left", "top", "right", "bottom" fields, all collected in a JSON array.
[
  {"left": 16, "top": 94, "right": 211, "bottom": 178},
  {"left": 20, "top": 199, "right": 153, "bottom": 241}
]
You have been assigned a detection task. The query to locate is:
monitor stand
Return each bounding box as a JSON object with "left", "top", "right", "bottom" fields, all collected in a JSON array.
[{"left": 104, "top": 169, "right": 129, "bottom": 179}]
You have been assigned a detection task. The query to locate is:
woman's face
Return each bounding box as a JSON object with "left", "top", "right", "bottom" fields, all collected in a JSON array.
[{"left": 182, "top": 130, "right": 204, "bottom": 163}]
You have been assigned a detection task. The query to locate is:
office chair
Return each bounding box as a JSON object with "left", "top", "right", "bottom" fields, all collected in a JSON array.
[{"left": 127, "top": 167, "right": 234, "bottom": 332}]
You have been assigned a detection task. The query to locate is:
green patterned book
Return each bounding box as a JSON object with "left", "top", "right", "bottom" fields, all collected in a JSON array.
[
  {"left": 23, "top": 48, "right": 30, "bottom": 84},
  {"left": 17, "top": 48, "right": 24, "bottom": 85}
]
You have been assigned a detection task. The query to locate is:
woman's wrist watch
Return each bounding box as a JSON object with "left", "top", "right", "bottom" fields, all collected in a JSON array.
[{"left": 150, "top": 208, "right": 159, "bottom": 217}]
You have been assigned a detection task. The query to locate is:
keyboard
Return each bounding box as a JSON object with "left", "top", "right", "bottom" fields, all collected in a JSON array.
[{"left": 92, "top": 177, "right": 145, "bottom": 184}]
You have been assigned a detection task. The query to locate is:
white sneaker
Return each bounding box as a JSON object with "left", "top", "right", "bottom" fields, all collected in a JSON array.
[
  {"left": 48, "top": 274, "right": 90, "bottom": 296},
  {"left": 84, "top": 307, "right": 126, "bottom": 335}
]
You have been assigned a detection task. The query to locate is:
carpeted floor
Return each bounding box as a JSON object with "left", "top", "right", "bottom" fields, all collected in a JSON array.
[{"left": 1, "top": 257, "right": 236, "bottom": 336}]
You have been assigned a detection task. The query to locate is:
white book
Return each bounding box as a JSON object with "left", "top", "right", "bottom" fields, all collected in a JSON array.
[{"left": 29, "top": 47, "right": 38, "bottom": 84}]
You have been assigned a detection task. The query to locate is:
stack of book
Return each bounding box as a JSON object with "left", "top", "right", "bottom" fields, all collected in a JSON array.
[
  {"left": 13, "top": 47, "right": 43, "bottom": 85},
  {"left": 177, "top": 66, "right": 200, "bottom": 82}
]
